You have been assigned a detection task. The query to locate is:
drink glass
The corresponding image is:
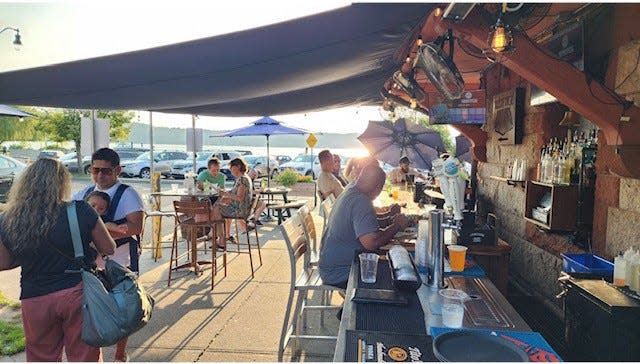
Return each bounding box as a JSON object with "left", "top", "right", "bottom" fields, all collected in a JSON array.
[
  {"left": 392, "top": 189, "right": 399, "bottom": 201},
  {"left": 358, "top": 253, "right": 380, "bottom": 284},
  {"left": 447, "top": 245, "right": 468, "bottom": 272},
  {"left": 439, "top": 289, "right": 469, "bottom": 328}
]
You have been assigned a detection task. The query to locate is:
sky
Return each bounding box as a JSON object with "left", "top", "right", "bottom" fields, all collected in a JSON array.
[{"left": 0, "top": 0, "right": 455, "bottom": 135}]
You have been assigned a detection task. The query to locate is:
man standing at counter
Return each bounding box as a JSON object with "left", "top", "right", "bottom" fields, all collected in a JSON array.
[
  {"left": 319, "top": 164, "right": 409, "bottom": 289},
  {"left": 389, "top": 156, "right": 427, "bottom": 184}
]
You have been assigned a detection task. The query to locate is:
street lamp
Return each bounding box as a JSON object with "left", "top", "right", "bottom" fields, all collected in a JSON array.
[{"left": 0, "top": 27, "right": 22, "bottom": 51}]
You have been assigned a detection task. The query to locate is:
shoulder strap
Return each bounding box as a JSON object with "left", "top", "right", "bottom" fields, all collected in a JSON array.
[
  {"left": 105, "top": 184, "right": 129, "bottom": 222},
  {"left": 67, "top": 201, "right": 85, "bottom": 259},
  {"left": 82, "top": 185, "right": 96, "bottom": 200}
]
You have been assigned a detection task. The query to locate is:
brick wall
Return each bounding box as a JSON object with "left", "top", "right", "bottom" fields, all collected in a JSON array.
[{"left": 477, "top": 62, "right": 640, "bottom": 308}]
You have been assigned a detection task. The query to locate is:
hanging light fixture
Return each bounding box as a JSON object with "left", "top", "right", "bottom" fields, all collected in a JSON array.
[
  {"left": 559, "top": 110, "right": 581, "bottom": 127},
  {"left": 488, "top": 3, "right": 513, "bottom": 53},
  {"left": 1, "top": 27, "right": 22, "bottom": 51}
]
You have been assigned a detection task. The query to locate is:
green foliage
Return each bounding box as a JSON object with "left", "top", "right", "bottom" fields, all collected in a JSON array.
[
  {"left": 276, "top": 170, "right": 299, "bottom": 187},
  {"left": 297, "top": 175, "right": 313, "bottom": 183},
  {"left": 0, "top": 291, "right": 20, "bottom": 310},
  {"left": 0, "top": 321, "right": 25, "bottom": 355}
]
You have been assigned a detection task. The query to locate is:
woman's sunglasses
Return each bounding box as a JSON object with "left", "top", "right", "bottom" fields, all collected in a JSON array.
[{"left": 91, "top": 167, "right": 114, "bottom": 176}]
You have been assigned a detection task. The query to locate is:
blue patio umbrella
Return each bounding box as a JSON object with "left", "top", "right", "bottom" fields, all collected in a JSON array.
[
  {"left": 358, "top": 118, "right": 445, "bottom": 171},
  {"left": 0, "top": 104, "right": 31, "bottom": 117},
  {"left": 455, "top": 135, "right": 473, "bottom": 164},
  {"left": 214, "top": 116, "right": 309, "bottom": 187}
]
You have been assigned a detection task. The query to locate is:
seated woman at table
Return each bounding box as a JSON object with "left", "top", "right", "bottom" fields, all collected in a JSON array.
[{"left": 209, "top": 158, "right": 253, "bottom": 249}]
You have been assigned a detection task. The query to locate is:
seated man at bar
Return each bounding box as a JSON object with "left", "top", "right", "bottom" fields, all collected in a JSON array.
[
  {"left": 389, "top": 156, "right": 427, "bottom": 184},
  {"left": 317, "top": 149, "right": 344, "bottom": 200},
  {"left": 332, "top": 154, "right": 348, "bottom": 187},
  {"left": 319, "top": 164, "right": 409, "bottom": 289}
]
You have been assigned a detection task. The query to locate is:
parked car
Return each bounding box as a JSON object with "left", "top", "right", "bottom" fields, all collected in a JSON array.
[
  {"left": 0, "top": 154, "right": 26, "bottom": 177},
  {"left": 238, "top": 155, "right": 279, "bottom": 178},
  {"left": 38, "top": 149, "right": 65, "bottom": 160},
  {"left": 0, "top": 155, "right": 26, "bottom": 203},
  {"left": 279, "top": 154, "right": 320, "bottom": 179},
  {"left": 236, "top": 150, "right": 253, "bottom": 156},
  {"left": 171, "top": 150, "right": 242, "bottom": 179},
  {"left": 120, "top": 150, "right": 188, "bottom": 179},
  {"left": 275, "top": 155, "right": 292, "bottom": 164},
  {"left": 60, "top": 152, "right": 91, "bottom": 173}
]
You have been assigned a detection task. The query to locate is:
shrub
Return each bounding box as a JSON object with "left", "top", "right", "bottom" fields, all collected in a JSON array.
[
  {"left": 276, "top": 170, "right": 299, "bottom": 187},
  {"left": 297, "top": 175, "right": 313, "bottom": 183}
]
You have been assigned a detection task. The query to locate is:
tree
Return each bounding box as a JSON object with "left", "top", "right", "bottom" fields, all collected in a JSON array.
[
  {"left": 37, "top": 109, "right": 135, "bottom": 173},
  {"left": 0, "top": 106, "right": 42, "bottom": 145}
]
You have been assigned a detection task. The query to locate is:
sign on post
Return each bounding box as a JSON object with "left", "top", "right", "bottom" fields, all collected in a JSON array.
[
  {"left": 186, "top": 128, "right": 203, "bottom": 152},
  {"left": 80, "top": 117, "right": 110, "bottom": 156},
  {"left": 306, "top": 133, "right": 318, "bottom": 149}
]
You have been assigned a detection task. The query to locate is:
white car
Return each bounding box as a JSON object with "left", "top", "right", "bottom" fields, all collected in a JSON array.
[
  {"left": 171, "top": 150, "right": 242, "bottom": 179},
  {"left": 120, "top": 151, "right": 188, "bottom": 179},
  {"left": 0, "top": 154, "right": 26, "bottom": 177},
  {"left": 279, "top": 154, "right": 320, "bottom": 179}
]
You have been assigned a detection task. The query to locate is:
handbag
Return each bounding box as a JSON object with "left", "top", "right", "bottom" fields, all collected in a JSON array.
[{"left": 66, "top": 201, "right": 155, "bottom": 347}]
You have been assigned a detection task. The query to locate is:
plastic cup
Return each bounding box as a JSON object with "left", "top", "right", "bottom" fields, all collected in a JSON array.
[
  {"left": 358, "top": 253, "right": 380, "bottom": 284},
  {"left": 439, "top": 289, "right": 469, "bottom": 328},
  {"left": 392, "top": 189, "right": 399, "bottom": 201},
  {"left": 447, "top": 245, "right": 468, "bottom": 272}
]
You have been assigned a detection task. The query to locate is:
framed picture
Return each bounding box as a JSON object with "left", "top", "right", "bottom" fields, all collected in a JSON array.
[{"left": 492, "top": 87, "right": 524, "bottom": 145}]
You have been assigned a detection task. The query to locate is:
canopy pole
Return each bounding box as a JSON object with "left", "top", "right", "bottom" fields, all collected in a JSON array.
[
  {"left": 192, "top": 114, "right": 197, "bottom": 175},
  {"left": 266, "top": 134, "right": 271, "bottom": 189},
  {"left": 149, "top": 111, "right": 154, "bottom": 184}
]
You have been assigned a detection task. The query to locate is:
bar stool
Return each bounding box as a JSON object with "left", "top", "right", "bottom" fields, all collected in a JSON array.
[
  {"left": 227, "top": 195, "right": 263, "bottom": 278},
  {"left": 168, "top": 200, "right": 227, "bottom": 290},
  {"left": 140, "top": 194, "right": 179, "bottom": 261}
]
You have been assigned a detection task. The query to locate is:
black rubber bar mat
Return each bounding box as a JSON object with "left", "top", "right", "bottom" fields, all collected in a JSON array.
[{"left": 345, "top": 329, "right": 436, "bottom": 362}]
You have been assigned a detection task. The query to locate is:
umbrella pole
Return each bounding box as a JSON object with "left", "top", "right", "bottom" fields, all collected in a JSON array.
[{"left": 266, "top": 135, "right": 271, "bottom": 189}]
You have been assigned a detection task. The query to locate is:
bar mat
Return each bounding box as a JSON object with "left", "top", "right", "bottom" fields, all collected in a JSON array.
[
  {"left": 354, "top": 256, "right": 427, "bottom": 335},
  {"left": 430, "top": 327, "right": 563, "bottom": 362},
  {"left": 345, "top": 329, "right": 436, "bottom": 362},
  {"left": 412, "top": 253, "right": 485, "bottom": 277},
  {"left": 351, "top": 288, "right": 408, "bottom": 306}
]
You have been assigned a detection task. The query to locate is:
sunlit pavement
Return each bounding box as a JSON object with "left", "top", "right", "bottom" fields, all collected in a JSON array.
[{"left": 0, "top": 177, "right": 339, "bottom": 362}]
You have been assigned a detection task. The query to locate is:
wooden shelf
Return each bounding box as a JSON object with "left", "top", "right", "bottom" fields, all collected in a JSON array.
[
  {"left": 524, "top": 181, "right": 578, "bottom": 231},
  {"left": 489, "top": 175, "right": 526, "bottom": 188}
]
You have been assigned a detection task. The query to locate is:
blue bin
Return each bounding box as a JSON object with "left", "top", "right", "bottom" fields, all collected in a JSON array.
[{"left": 561, "top": 253, "right": 613, "bottom": 281}]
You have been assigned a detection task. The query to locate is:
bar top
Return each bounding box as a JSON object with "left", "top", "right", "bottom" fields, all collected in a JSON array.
[{"left": 333, "top": 258, "right": 530, "bottom": 361}]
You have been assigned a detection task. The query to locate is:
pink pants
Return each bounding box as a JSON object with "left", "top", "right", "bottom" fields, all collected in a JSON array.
[{"left": 21, "top": 282, "right": 101, "bottom": 362}]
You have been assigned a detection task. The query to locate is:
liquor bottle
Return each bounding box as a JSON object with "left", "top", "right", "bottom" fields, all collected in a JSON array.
[
  {"left": 544, "top": 150, "right": 554, "bottom": 184},
  {"left": 563, "top": 153, "right": 573, "bottom": 185}
]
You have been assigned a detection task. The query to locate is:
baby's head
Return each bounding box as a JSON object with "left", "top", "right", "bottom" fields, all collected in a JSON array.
[{"left": 85, "top": 190, "right": 111, "bottom": 216}]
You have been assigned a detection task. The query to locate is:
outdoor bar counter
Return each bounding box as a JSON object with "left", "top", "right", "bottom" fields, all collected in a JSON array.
[{"left": 333, "top": 255, "right": 531, "bottom": 362}]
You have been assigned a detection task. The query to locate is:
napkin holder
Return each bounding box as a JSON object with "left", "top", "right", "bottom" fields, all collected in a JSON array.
[{"left": 387, "top": 250, "right": 422, "bottom": 292}]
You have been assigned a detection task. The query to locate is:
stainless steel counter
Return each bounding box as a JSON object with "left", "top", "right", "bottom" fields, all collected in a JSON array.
[{"left": 333, "top": 267, "right": 530, "bottom": 361}]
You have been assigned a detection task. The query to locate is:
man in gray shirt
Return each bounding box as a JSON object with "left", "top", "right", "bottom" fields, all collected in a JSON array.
[{"left": 319, "top": 164, "right": 409, "bottom": 288}]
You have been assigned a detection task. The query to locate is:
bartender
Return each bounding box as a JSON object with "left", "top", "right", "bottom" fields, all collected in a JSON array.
[{"left": 389, "top": 156, "right": 428, "bottom": 184}]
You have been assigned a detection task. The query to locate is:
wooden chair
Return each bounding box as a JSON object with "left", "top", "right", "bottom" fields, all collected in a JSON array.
[
  {"left": 227, "top": 195, "right": 263, "bottom": 278},
  {"left": 168, "top": 200, "right": 227, "bottom": 290},
  {"left": 140, "top": 194, "right": 179, "bottom": 262},
  {"left": 277, "top": 212, "right": 341, "bottom": 361}
]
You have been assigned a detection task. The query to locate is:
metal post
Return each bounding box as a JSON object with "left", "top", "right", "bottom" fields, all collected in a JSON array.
[
  {"left": 266, "top": 134, "right": 271, "bottom": 189},
  {"left": 149, "top": 111, "right": 154, "bottom": 181},
  {"left": 192, "top": 115, "right": 197, "bottom": 175},
  {"left": 428, "top": 209, "right": 446, "bottom": 290}
]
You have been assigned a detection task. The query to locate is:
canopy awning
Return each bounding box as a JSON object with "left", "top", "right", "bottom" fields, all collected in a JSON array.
[{"left": 0, "top": 3, "right": 433, "bottom": 117}]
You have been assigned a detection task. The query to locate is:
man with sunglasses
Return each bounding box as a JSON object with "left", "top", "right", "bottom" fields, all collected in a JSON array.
[{"left": 72, "top": 147, "right": 143, "bottom": 362}]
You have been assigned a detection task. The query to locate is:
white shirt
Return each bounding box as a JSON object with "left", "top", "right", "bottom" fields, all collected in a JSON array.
[
  {"left": 73, "top": 182, "right": 143, "bottom": 267},
  {"left": 389, "top": 166, "right": 420, "bottom": 184},
  {"left": 317, "top": 171, "right": 344, "bottom": 200}
]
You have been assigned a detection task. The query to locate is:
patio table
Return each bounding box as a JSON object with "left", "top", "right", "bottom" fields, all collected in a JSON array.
[
  {"left": 149, "top": 188, "right": 221, "bottom": 259},
  {"left": 259, "top": 187, "right": 291, "bottom": 219}
]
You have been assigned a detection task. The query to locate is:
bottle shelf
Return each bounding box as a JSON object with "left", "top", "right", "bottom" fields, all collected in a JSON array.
[{"left": 489, "top": 175, "right": 526, "bottom": 188}]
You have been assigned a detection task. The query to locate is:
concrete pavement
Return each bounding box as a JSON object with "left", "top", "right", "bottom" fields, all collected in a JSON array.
[{"left": 1, "top": 196, "right": 340, "bottom": 362}]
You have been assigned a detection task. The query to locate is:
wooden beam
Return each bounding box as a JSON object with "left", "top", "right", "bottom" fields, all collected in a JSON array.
[{"left": 444, "top": 7, "right": 640, "bottom": 146}]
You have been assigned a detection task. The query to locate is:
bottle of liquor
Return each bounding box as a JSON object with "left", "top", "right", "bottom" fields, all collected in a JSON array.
[
  {"left": 544, "top": 150, "right": 554, "bottom": 184},
  {"left": 563, "top": 152, "right": 573, "bottom": 185}
]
